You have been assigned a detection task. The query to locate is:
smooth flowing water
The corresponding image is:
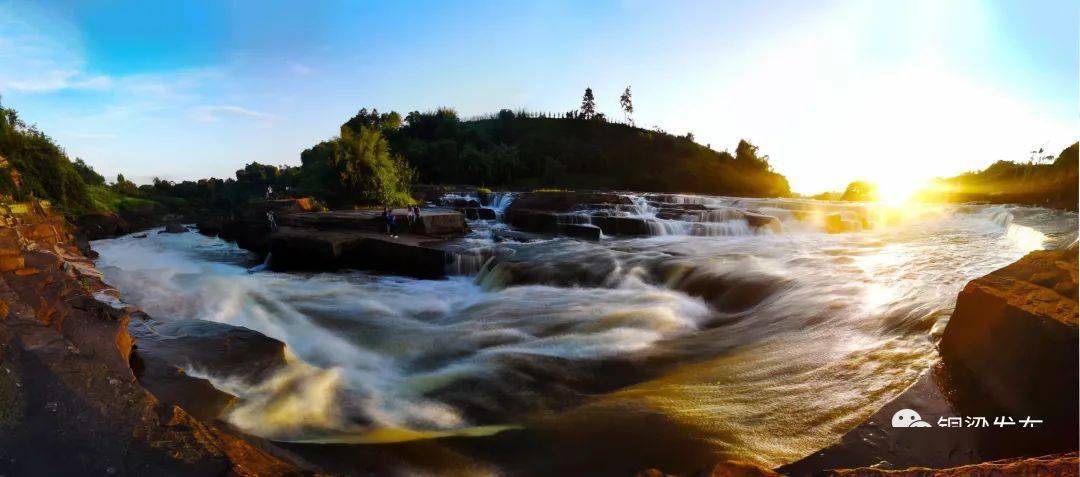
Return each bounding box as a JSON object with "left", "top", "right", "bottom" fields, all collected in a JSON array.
[{"left": 92, "top": 195, "right": 1077, "bottom": 475}]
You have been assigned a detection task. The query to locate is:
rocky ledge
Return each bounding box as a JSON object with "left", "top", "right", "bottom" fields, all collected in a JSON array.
[
  {"left": 208, "top": 198, "right": 469, "bottom": 278},
  {"left": 503, "top": 191, "right": 787, "bottom": 238},
  {"left": 0, "top": 201, "right": 317, "bottom": 475}
]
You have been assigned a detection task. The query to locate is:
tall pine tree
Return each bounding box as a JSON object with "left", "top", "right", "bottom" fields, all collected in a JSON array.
[{"left": 580, "top": 87, "right": 596, "bottom": 119}]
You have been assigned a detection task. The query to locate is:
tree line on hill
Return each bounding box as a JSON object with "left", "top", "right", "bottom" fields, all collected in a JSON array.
[
  {"left": 816, "top": 143, "right": 1078, "bottom": 210},
  {"left": 0, "top": 91, "right": 790, "bottom": 218},
  {"left": 5, "top": 94, "right": 1073, "bottom": 222}
]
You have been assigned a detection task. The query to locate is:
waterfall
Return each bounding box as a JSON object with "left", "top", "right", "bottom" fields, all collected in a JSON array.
[
  {"left": 448, "top": 248, "right": 495, "bottom": 276},
  {"left": 489, "top": 192, "right": 517, "bottom": 217}
]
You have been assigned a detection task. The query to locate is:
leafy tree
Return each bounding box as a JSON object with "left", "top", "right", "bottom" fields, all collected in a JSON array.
[
  {"left": 332, "top": 125, "right": 415, "bottom": 206},
  {"left": 114, "top": 174, "right": 139, "bottom": 195},
  {"left": 840, "top": 181, "right": 878, "bottom": 201},
  {"left": 619, "top": 86, "right": 634, "bottom": 125},
  {"left": 73, "top": 158, "right": 105, "bottom": 185},
  {"left": 735, "top": 139, "right": 770, "bottom": 168},
  {"left": 0, "top": 102, "right": 92, "bottom": 214}
]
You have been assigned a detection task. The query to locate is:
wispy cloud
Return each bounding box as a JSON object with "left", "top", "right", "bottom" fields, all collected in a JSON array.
[
  {"left": 288, "top": 61, "right": 313, "bottom": 76},
  {"left": 4, "top": 70, "right": 113, "bottom": 93},
  {"left": 190, "top": 105, "right": 279, "bottom": 125}
]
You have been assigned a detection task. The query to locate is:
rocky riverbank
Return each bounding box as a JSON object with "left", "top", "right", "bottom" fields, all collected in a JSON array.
[
  {"left": 0, "top": 201, "right": 318, "bottom": 475},
  {"left": 782, "top": 242, "right": 1078, "bottom": 475}
]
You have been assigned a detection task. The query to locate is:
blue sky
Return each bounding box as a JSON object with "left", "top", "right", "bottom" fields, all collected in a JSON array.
[{"left": 0, "top": 0, "right": 1075, "bottom": 193}]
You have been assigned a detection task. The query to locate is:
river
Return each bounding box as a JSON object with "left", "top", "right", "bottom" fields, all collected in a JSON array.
[{"left": 92, "top": 194, "right": 1077, "bottom": 476}]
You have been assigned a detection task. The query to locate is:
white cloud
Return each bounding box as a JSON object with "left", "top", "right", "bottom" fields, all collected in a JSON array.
[
  {"left": 191, "top": 105, "right": 279, "bottom": 125},
  {"left": 4, "top": 70, "right": 114, "bottom": 92}
]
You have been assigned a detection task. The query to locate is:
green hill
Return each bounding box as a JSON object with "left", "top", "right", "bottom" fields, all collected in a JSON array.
[{"left": 378, "top": 109, "right": 791, "bottom": 197}]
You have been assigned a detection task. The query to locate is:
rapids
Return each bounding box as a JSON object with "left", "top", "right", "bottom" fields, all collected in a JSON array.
[{"left": 92, "top": 195, "right": 1077, "bottom": 474}]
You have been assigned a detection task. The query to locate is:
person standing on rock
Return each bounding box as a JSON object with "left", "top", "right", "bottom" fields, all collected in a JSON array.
[{"left": 383, "top": 206, "right": 398, "bottom": 238}]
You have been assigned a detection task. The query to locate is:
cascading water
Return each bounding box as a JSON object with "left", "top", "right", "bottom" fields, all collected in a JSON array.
[
  {"left": 92, "top": 196, "right": 1078, "bottom": 475},
  {"left": 488, "top": 191, "right": 517, "bottom": 217}
]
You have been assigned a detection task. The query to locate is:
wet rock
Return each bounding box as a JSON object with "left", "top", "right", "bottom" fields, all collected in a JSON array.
[
  {"left": 939, "top": 244, "right": 1078, "bottom": 446},
  {"left": 460, "top": 207, "right": 480, "bottom": 220},
  {"left": 477, "top": 207, "right": 497, "bottom": 220},
  {"left": 591, "top": 215, "right": 654, "bottom": 236},
  {"left": 744, "top": 211, "right": 781, "bottom": 233},
  {"left": 129, "top": 317, "right": 287, "bottom": 420},
  {"left": 506, "top": 209, "right": 560, "bottom": 233},
  {"left": 195, "top": 216, "right": 224, "bottom": 236},
  {"left": 268, "top": 227, "right": 451, "bottom": 278},
  {"left": 160, "top": 221, "right": 187, "bottom": 234},
  {"left": 782, "top": 244, "right": 1079, "bottom": 475},
  {"left": 136, "top": 318, "right": 287, "bottom": 381},
  {"left": 0, "top": 203, "right": 314, "bottom": 475},
  {"left": 219, "top": 217, "right": 272, "bottom": 255},
  {"left": 75, "top": 213, "right": 130, "bottom": 240},
  {"left": 825, "top": 212, "right": 862, "bottom": 233},
  {"left": 506, "top": 191, "right": 632, "bottom": 213},
  {"left": 560, "top": 223, "right": 602, "bottom": 241},
  {"left": 656, "top": 209, "right": 689, "bottom": 221},
  {"left": 439, "top": 197, "right": 480, "bottom": 208}
]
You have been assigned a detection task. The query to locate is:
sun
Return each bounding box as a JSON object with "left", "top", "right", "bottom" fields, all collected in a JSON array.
[{"left": 872, "top": 177, "right": 924, "bottom": 205}]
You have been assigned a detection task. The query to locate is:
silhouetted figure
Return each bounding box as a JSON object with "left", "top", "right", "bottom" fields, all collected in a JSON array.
[
  {"left": 382, "top": 206, "right": 398, "bottom": 237},
  {"left": 266, "top": 211, "right": 277, "bottom": 229}
]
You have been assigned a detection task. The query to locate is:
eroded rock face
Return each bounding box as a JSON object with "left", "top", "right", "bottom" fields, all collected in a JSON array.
[
  {"left": 0, "top": 201, "right": 314, "bottom": 475},
  {"left": 826, "top": 452, "right": 1079, "bottom": 476},
  {"left": 939, "top": 244, "right": 1078, "bottom": 448}
]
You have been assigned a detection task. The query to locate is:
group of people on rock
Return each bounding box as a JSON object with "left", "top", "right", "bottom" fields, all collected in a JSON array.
[{"left": 382, "top": 205, "right": 422, "bottom": 238}]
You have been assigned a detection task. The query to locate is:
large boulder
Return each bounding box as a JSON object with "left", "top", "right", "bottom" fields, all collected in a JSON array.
[
  {"left": 505, "top": 209, "right": 560, "bottom": 234},
  {"left": 268, "top": 227, "right": 450, "bottom": 278},
  {"left": 744, "top": 211, "right": 782, "bottom": 233},
  {"left": 129, "top": 317, "right": 288, "bottom": 421},
  {"left": 160, "top": 221, "right": 187, "bottom": 234},
  {"left": 939, "top": 244, "right": 1078, "bottom": 445},
  {"left": 76, "top": 213, "right": 130, "bottom": 240},
  {"left": 195, "top": 216, "right": 225, "bottom": 236}
]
